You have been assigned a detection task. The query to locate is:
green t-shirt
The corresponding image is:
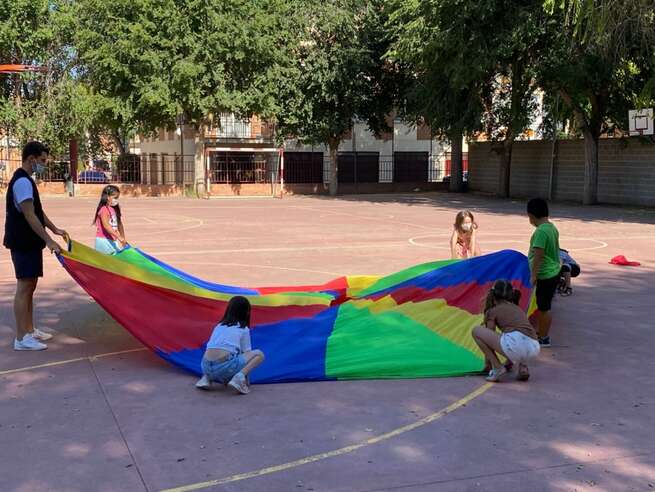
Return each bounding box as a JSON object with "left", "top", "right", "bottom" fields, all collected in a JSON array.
[{"left": 529, "top": 222, "right": 560, "bottom": 280}]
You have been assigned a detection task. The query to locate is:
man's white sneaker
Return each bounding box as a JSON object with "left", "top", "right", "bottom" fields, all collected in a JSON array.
[
  {"left": 14, "top": 334, "right": 47, "bottom": 351},
  {"left": 195, "top": 375, "right": 211, "bottom": 390},
  {"left": 32, "top": 328, "right": 53, "bottom": 341},
  {"left": 227, "top": 372, "right": 250, "bottom": 394}
]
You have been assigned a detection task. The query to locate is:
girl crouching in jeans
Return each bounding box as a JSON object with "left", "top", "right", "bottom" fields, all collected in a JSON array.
[
  {"left": 472, "top": 280, "right": 540, "bottom": 382},
  {"left": 195, "top": 296, "right": 265, "bottom": 394}
]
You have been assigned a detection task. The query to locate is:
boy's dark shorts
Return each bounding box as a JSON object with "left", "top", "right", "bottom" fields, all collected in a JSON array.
[
  {"left": 536, "top": 274, "right": 559, "bottom": 311},
  {"left": 10, "top": 249, "right": 44, "bottom": 279},
  {"left": 560, "top": 263, "right": 580, "bottom": 277}
]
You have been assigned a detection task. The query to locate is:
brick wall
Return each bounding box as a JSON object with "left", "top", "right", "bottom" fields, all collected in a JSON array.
[
  {"left": 468, "top": 144, "right": 500, "bottom": 194},
  {"left": 37, "top": 182, "right": 189, "bottom": 197},
  {"left": 509, "top": 141, "right": 552, "bottom": 198},
  {"left": 469, "top": 138, "right": 655, "bottom": 206}
]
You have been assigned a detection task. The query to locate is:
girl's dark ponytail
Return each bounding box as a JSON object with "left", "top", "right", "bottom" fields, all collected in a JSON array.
[{"left": 511, "top": 288, "right": 521, "bottom": 305}]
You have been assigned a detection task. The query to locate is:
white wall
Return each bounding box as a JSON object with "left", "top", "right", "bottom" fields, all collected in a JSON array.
[
  {"left": 130, "top": 120, "right": 464, "bottom": 185},
  {"left": 134, "top": 137, "right": 197, "bottom": 157}
]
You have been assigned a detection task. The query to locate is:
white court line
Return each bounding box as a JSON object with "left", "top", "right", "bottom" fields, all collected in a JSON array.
[
  {"left": 408, "top": 232, "right": 611, "bottom": 253},
  {"left": 0, "top": 348, "right": 148, "bottom": 377},
  {"left": 297, "top": 206, "right": 435, "bottom": 230},
  {"left": 174, "top": 261, "right": 345, "bottom": 277},
  {"left": 143, "top": 218, "right": 205, "bottom": 236},
  {"left": 150, "top": 243, "right": 409, "bottom": 257},
  {"left": 565, "top": 239, "right": 608, "bottom": 252}
]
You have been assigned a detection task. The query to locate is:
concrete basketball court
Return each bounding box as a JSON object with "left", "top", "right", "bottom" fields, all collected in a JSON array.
[{"left": 1, "top": 192, "right": 654, "bottom": 492}]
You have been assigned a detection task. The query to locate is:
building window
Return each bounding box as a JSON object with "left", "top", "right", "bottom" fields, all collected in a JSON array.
[{"left": 217, "top": 113, "right": 251, "bottom": 139}]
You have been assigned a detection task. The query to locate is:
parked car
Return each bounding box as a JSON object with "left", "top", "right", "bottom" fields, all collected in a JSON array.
[{"left": 78, "top": 170, "right": 110, "bottom": 183}]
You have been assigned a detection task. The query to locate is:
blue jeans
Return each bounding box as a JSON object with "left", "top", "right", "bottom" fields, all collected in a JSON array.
[
  {"left": 202, "top": 354, "right": 247, "bottom": 384},
  {"left": 95, "top": 237, "right": 121, "bottom": 255}
]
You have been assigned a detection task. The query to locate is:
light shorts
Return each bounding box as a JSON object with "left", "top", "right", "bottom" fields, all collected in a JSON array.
[
  {"left": 95, "top": 237, "right": 121, "bottom": 255},
  {"left": 201, "top": 354, "right": 247, "bottom": 384},
  {"left": 500, "top": 331, "right": 540, "bottom": 363}
]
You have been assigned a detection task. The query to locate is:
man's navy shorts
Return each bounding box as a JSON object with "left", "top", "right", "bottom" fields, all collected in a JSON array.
[{"left": 10, "top": 249, "right": 44, "bottom": 279}]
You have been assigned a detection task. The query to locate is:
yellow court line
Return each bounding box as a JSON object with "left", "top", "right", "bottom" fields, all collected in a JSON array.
[
  {"left": 160, "top": 382, "right": 493, "bottom": 492},
  {"left": 0, "top": 347, "right": 148, "bottom": 376}
]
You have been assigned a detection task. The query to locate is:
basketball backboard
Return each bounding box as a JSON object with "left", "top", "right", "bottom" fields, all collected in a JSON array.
[{"left": 628, "top": 108, "right": 654, "bottom": 136}]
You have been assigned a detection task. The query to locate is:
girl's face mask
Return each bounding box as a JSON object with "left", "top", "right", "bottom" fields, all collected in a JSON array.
[
  {"left": 461, "top": 223, "right": 472, "bottom": 232},
  {"left": 110, "top": 197, "right": 119, "bottom": 207}
]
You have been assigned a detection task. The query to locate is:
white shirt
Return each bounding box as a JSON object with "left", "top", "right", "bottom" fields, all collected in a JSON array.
[
  {"left": 12, "top": 177, "right": 33, "bottom": 212},
  {"left": 206, "top": 323, "right": 252, "bottom": 354}
]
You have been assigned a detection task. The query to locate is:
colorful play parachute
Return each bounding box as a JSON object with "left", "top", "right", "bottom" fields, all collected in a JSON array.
[{"left": 58, "top": 240, "right": 533, "bottom": 383}]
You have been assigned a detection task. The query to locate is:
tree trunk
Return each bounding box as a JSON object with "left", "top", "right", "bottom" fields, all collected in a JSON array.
[
  {"left": 448, "top": 128, "right": 464, "bottom": 192},
  {"left": 497, "top": 138, "right": 513, "bottom": 198},
  {"left": 328, "top": 137, "right": 339, "bottom": 196},
  {"left": 581, "top": 127, "right": 599, "bottom": 205},
  {"left": 112, "top": 131, "right": 126, "bottom": 155},
  {"left": 558, "top": 88, "right": 603, "bottom": 205},
  {"left": 497, "top": 59, "right": 525, "bottom": 199}
]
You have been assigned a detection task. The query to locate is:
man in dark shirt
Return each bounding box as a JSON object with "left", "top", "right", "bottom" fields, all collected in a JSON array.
[{"left": 4, "top": 141, "right": 67, "bottom": 350}]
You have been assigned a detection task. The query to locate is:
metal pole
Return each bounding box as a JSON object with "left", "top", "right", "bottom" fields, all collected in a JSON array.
[
  {"left": 180, "top": 124, "right": 184, "bottom": 159},
  {"left": 279, "top": 148, "right": 285, "bottom": 197},
  {"left": 548, "top": 94, "right": 559, "bottom": 201},
  {"left": 353, "top": 120, "right": 358, "bottom": 192},
  {"left": 177, "top": 113, "right": 185, "bottom": 186},
  {"left": 391, "top": 116, "right": 395, "bottom": 184}
]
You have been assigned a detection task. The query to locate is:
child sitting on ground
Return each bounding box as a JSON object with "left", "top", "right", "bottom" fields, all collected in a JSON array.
[
  {"left": 195, "top": 296, "right": 265, "bottom": 394},
  {"left": 558, "top": 248, "right": 580, "bottom": 296},
  {"left": 472, "top": 280, "right": 540, "bottom": 382},
  {"left": 450, "top": 210, "right": 481, "bottom": 259}
]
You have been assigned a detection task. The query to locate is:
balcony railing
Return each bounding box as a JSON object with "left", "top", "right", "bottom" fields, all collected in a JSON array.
[{"left": 204, "top": 113, "right": 274, "bottom": 142}]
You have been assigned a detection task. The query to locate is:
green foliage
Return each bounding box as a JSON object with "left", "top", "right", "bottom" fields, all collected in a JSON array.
[
  {"left": 0, "top": 0, "right": 100, "bottom": 156},
  {"left": 73, "top": 0, "right": 293, "bottom": 135},
  {"left": 539, "top": 0, "right": 655, "bottom": 135},
  {"left": 388, "top": 0, "right": 548, "bottom": 141},
  {"left": 276, "top": 0, "right": 397, "bottom": 146}
]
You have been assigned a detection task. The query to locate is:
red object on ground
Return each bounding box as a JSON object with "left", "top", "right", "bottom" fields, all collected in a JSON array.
[{"left": 609, "top": 255, "right": 641, "bottom": 266}]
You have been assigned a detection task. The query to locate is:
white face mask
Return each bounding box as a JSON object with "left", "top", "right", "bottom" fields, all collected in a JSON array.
[
  {"left": 461, "top": 223, "right": 472, "bottom": 232},
  {"left": 32, "top": 162, "right": 45, "bottom": 175},
  {"left": 110, "top": 198, "right": 119, "bottom": 207}
]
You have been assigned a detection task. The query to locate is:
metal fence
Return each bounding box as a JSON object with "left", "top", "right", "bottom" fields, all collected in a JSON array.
[
  {"left": 34, "top": 154, "right": 196, "bottom": 185},
  {"left": 4, "top": 150, "right": 467, "bottom": 189},
  {"left": 139, "top": 154, "right": 195, "bottom": 185},
  {"left": 208, "top": 151, "right": 280, "bottom": 184},
  {"left": 281, "top": 151, "right": 463, "bottom": 185},
  {"left": 282, "top": 152, "right": 324, "bottom": 184}
]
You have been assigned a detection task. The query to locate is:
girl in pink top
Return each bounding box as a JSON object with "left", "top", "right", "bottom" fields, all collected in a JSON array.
[
  {"left": 93, "top": 185, "right": 126, "bottom": 254},
  {"left": 450, "top": 210, "right": 481, "bottom": 259}
]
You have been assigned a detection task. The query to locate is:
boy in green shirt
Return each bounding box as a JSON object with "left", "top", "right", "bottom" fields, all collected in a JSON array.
[{"left": 527, "top": 198, "right": 560, "bottom": 347}]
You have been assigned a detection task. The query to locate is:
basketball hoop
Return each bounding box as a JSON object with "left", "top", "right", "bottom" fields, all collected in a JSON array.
[
  {"left": 0, "top": 64, "right": 46, "bottom": 74},
  {"left": 628, "top": 108, "right": 654, "bottom": 137}
]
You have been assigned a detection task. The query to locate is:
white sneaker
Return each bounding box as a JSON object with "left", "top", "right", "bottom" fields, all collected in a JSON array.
[
  {"left": 485, "top": 366, "right": 507, "bottom": 382},
  {"left": 32, "top": 328, "right": 53, "bottom": 341},
  {"left": 195, "top": 375, "right": 211, "bottom": 390},
  {"left": 227, "top": 372, "right": 250, "bottom": 394},
  {"left": 14, "top": 334, "right": 47, "bottom": 351}
]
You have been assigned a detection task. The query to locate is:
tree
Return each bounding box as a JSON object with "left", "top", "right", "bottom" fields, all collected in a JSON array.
[
  {"left": 276, "top": 0, "right": 397, "bottom": 196},
  {"left": 388, "top": 0, "right": 485, "bottom": 192},
  {"left": 388, "top": 0, "right": 548, "bottom": 196},
  {"left": 73, "top": 0, "right": 293, "bottom": 150},
  {"left": 0, "top": 0, "right": 102, "bottom": 157},
  {"left": 540, "top": 0, "right": 655, "bottom": 204}
]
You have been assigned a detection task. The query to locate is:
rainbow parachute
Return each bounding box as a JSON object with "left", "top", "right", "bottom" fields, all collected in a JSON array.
[{"left": 58, "top": 240, "right": 533, "bottom": 383}]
